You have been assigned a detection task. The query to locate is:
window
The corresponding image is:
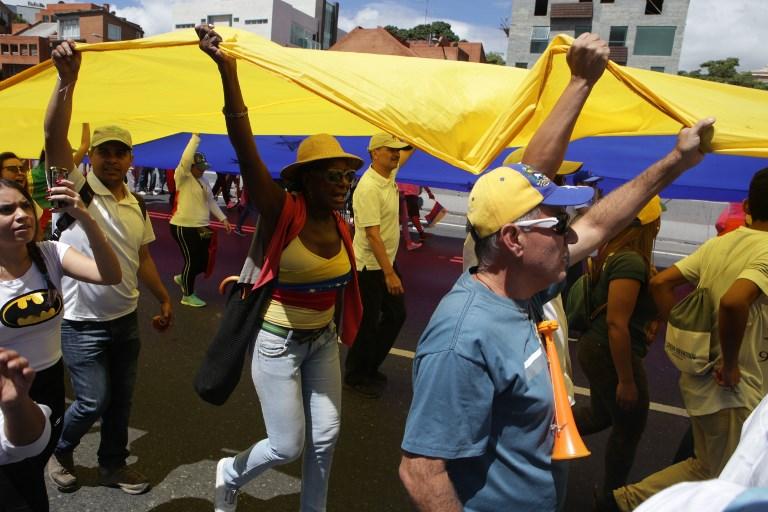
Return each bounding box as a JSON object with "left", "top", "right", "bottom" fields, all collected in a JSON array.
[
  {"left": 290, "top": 22, "right": 319, "bottom": 49},
  {"left": 601, "top": 0, "right": 614, "bottom": 3},
  {"left": 515, "top": 62, "right": 528, "bottom": 69},
  {"left": 42, "top": 15, "right": 49, "bottom": 22},
  {"left": 10, "top": 44, "right": 18, "bottom": 55},
  {"left": 30, "top": 44, "right": 37, "bottom": 56},
  {"left": 608, "top": 25, "right": 627, "bottom": 46},
  {"left": 175, "top": 23, "right": 195, "bottom": 29},
  {"left": 233, "top": 17, "right": 239, "bottom": 22},
  {"left": 575, "top": 24, "right": 592, "bottom": 38},
  {"left": 0, "top": 44, "right": 8, "bottom": 55},
  {"left": 244, "top": 18, "right": 268, "bottom": 25},
  {"left": 107, "top": 23, "right": 121, "bottom": 41},
  {"left": 20, "top": 44, "right": 28, "bottom": 56},
  {"left": 650, "top": 66, "right": 665, "bottom": 72},
  {"left": 534, "top": 0, "right": 548, "bottom": 16},
  {"left": 645, "top": 0, "right": 663, "bottom": 14},
  {"left": 529, "top": 26, "right": 550, "bottom": 54},
  {"left": 634, "top": 26, "right": 675, "bottom": 56},
  {"left": 59, "top": 18, "right": 80, "bottom": 39},
  {"left": 207, "top": 14, "right": 232, "bottom": 27}
]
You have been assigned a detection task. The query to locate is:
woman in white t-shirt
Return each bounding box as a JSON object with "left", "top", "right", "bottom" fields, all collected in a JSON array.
[{"left": 0, "top": 178, "right": 120, "bottom": 511}]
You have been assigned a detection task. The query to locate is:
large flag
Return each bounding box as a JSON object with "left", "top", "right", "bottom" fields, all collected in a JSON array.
[{"left": 0, "top": 30, "right": 766, "bottom": 174}]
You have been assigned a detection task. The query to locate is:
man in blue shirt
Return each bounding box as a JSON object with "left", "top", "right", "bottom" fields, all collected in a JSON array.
[{"left": 399, "top": 33, "right": 716, "bottom": 512}]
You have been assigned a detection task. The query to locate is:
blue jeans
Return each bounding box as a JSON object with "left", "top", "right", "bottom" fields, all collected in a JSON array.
[
  {"left": 56, "top": 311, "right": 141, "bottom": 469},
  {"left": 222, "top": 324, "right": 341, "bottom": 512}
]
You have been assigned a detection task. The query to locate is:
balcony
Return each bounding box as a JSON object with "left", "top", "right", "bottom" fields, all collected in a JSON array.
[
  {"left": 550, "top": 2, "right": 593, "bottom": 19},
  {"left": 609, "top": 46, "right": 628, "bottom": 65}
]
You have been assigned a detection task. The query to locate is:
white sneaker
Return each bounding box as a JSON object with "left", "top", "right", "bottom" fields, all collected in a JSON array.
[{"left": 215, "top": 458, "right": 239, "bottom": 512}]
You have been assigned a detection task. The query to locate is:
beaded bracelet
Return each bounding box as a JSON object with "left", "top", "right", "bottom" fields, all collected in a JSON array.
[{"left": 222, "top": 107, "right": 249, "bottom": 119}]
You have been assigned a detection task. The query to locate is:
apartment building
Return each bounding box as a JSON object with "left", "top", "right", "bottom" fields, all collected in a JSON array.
[
  {"left": 0, "top": 2, "right": 143, "bottom": 79},
  {"left": 507, "top": 0, "right": 691, "bottom": 73},
  {"left": 172, "top": 0, "right": 341, "bottom": 50}
]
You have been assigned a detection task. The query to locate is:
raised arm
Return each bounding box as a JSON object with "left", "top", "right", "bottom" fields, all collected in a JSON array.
[
  {"left": 196, "top": 25, "right": 284, "bottom": 235},
  {"left": 45, "top": 40, "right": 79, "bottom": 175},
  {"left": 569, "top": 118, "right": 715, "bottom": 263},
  {"left": 177, "top": 133, "right": 201, "bottom": 180},
  {"left": 522, "top": 33, "right": 609, "bottom": 178}
]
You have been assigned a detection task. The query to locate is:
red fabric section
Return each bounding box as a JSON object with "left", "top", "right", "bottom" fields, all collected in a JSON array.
[
  {"left": 205, "top": 229, "right": 218, "bottom": 278},
  {"left": 715, "top": 202, "right": 746, "bottom": 236},
  {"left": 39, "top": 208, "right": 51, "bottom": 233},
  {"left": 271, "top": 288, "right": 337, "bottom": 310},
  {"left": 253, "top": 194, "right": 362, "bottom": 346}
]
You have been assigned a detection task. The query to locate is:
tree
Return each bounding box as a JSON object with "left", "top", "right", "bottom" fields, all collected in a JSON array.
[
  {"left": 486, "top": 52, "right": 506, "bottom": 66},
  {"left": 384, "top": 21, "right": 460, "bottom": 43},
  {"left": 679, "top": 58, "right": 768, "bottom": 91}
]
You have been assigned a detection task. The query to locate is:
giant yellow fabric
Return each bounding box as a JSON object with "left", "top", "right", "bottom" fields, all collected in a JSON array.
[{"left": 1, "top": 30, "right": 766, "bottom": 173}]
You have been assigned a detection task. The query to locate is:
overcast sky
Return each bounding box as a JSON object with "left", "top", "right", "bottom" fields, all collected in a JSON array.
[{"left": 111, "top": 0, "right": 768, "bottom": 71}]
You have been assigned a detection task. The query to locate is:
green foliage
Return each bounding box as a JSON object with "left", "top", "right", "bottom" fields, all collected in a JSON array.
[
  {"left": 384, "top": 21, "right": 460, "bottom": 43},
  {"left": 486, "top": 52, "right": 506, "bottom": 66},
  {"left": 679, "top": 58, "right": 768, "bottom": 91}
]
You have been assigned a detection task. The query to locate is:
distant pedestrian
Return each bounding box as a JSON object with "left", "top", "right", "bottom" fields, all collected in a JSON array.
[{"left": 170, "top": 134, "right": 232, "bottom": 307}]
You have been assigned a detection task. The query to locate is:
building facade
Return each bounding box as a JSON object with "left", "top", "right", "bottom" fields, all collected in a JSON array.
[
  {"left": 0, "top": 2, "right": 143, "bottom": 79},
  {"left": 507, "top": 0, "right": 691, "bottom": 73},
  {"left": 171, "top": 0, "right": 340, "bottom": 50}
]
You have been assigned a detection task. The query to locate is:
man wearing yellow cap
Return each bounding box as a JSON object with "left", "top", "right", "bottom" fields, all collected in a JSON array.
[
  {"left": 43, "top": 39, "right": 173, "bottom": 496},
  {"left": 399, "top": 32, "right": 715, "bottom": 512},
  {"left": 345, "top": 132, "right": 414, "bottom": 398}
]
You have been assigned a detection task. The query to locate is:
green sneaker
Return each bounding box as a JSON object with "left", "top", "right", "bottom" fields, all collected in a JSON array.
[
  {"left": 181, "top": 294, "right": 207, "bottom": 308},
  {"left": 173, "top": 274, "right": 183, "bottom": 288}
]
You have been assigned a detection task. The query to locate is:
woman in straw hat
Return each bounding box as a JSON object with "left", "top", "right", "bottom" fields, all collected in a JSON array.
[
  {"left": 572, "top": 196, "right": 662, "bottom": 503},
  {"left": 196, "top": 24, "right": 364, "bottom": 512}
]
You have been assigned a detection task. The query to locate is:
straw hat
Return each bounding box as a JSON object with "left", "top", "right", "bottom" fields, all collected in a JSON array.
[{"left": 280, "top": 134, "right": 363, "bottom": 183}]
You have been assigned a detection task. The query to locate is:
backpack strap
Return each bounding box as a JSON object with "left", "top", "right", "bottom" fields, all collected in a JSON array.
[
  {"left": 48, "top": 181, "right": 147, "bottom": 241},
  {"left": 49, "top": 180, "right": 95, "bottom": 241}
]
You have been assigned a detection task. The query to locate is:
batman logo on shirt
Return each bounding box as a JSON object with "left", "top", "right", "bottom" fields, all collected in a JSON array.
[{"left": 1, "top": 289, "right": 63, "bottom": 328}]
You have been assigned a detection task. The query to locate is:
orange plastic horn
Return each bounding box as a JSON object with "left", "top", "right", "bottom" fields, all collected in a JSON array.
[{"left": 537, "top": 320, "right": 591, "bottom": 461}]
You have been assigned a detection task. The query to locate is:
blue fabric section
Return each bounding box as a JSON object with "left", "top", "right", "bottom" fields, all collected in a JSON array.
[
  {"left": 275, "top": 272, "right": 352, "bottom": 292},
  {"left": 401, "top": 271, "right": 558, "bottom": 511},
  {"left": 131, "top": 133, "right": 768, "bottom": 200}
]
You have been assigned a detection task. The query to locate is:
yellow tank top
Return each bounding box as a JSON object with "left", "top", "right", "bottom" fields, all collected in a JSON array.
[{"left": 263, "top": 236, "right": 351, "bottom": 329}]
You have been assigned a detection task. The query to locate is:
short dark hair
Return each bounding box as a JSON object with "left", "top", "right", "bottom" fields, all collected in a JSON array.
[
  {"left": 0, "top": 151, "right": 19, "bottom": 168},
  {"left": 748, "top": 167, "right": 768, "bottom": 222}
]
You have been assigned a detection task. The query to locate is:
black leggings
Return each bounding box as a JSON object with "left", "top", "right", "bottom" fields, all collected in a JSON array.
[
  {"left": 0, "top": 359, "right": 65, "bottom": 512},
  {"left": 170, "top": 224, "right": 211, "bottom": 296}
]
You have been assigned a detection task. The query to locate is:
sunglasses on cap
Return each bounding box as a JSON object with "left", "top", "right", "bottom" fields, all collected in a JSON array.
[
  {"left": 321, "top": 168, "right": 357, "bottom": 185},
  {"left": 514, "top": 212, "right": 571, "bottom": 235}
]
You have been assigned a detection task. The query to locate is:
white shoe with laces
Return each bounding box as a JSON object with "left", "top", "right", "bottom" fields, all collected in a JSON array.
[{"left": 215, "top": 457, "right": 239, "bottom": 512}]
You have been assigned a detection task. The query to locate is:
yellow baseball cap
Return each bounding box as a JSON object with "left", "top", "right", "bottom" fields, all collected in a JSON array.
[
  {"left": 91, "top": 125, "right": 132, "bottom": 149},
  {"left": 467, "top": 165, "right": 594, "bottom": 239},
  {"left": 503, "top": 147, "right": 583, "bottom": 175},
  {"left": 367, "top": 133, "right": 412, "bottom": 151},
  {"left": 635, "top": 195, "right": 662, "bottom": 225}
]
